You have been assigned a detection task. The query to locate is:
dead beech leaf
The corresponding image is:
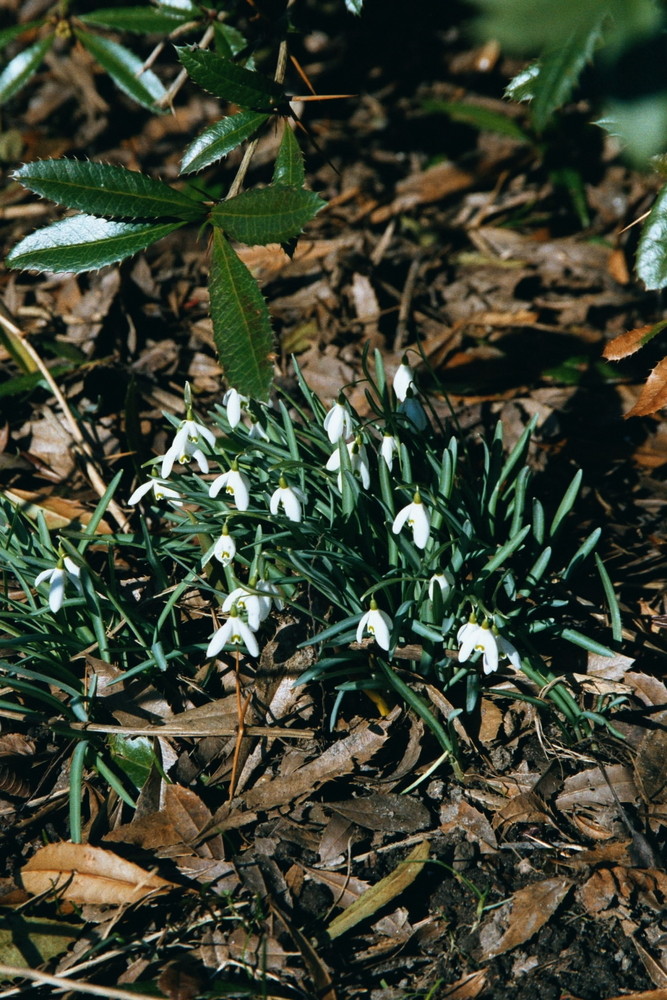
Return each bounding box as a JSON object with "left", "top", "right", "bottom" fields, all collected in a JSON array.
[
  {"left": 635, "top": 729, "right": 667, "bottom": 805},
  {"left": 302, "top": 865, "right": 370, "bottom": 909},
  {"left": 475, "top": 877, "right": 572, "bottom": 960},
  {"left": 327, "top": 792, "right": 430, "bottom": 833},
  {"left": 21, "top": 843, "right": 176, "bottom": 905},
  {"left": 625, "top": 357, "right": 667, "bottom": 418},
  {"left": 439, "top": 969, "right": 488, "bottom": 999},
  {"left": 555, "top": 764, "right": 638, "bottom": 811},
  {"left": 603, "top": 323, "right": 664, "bottom": 361},
  {"left": 5, "top": 489, "right": 112, "bottom": 533},
  {"left": 327, "top": 840, "right": 430, "bottom": 940}
]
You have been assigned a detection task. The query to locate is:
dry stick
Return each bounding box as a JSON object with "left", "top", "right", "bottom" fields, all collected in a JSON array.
[
  {"left": 0, "top": 310, "right": 129, "bottom": 532},
  {"left": 0, "top": 966, "right": 155, "bottom": 1000},
  {"left": 228, "top": 648, "right": 254, "bottom": 800},
  {"left": 394, "top": 252, "right": 423, "bottom": 352},
  {"left": 155, "top": 22, "right": 216, "bottom": 110}
]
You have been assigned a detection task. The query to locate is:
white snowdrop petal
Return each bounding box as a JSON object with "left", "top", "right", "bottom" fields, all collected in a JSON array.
[
  {"left": 128, "top": 480, "right": 155, "bottom": 505},
  {"left": 48, "top": 570, "right": 65, "bottom": 613}
]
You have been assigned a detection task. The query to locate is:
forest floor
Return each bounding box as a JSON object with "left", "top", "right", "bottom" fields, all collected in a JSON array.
[{"left": 1, "top": 2, "right": 667, "bottom": 999}]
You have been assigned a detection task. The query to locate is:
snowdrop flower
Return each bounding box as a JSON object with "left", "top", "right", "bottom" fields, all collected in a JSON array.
[
  {"left": 457, "top": 620, "right": 499, "bottom": 675},
  {"left": 428, "top": 570, "right": 454, "bottom": 601},
  {"left": 392, "top": 491, "right": 431, "bottom": 549},
  {"left": 223, "top": 387, "right": 249, "bottom": 429},
  {"left": 356, "top": 599, "right": 393, "bottom": 651},
  {"left": 207, "top": 605, "right": 259, "bottom": 658},
  {"left": 161, "top": 417, "right": 215, "bottom": 478},
  {"left": 209, "top": 463, "right": 251, "bottom": 510},
  {"left": 35, "top": 555, "right": 83, "bottom": 613},
  {"left": 323, "top": 399, "right": 354, "bottom": 443},
  {"left": 128, "top": 475, "right": 183, "bottom": 507},
  {"left": 326, "top": 436, "right": 371, "bottom": 490},
  {"left": 212, "top": 525, "right": 236, "bottom": 566},
  {"left": 380, "top": 432, "right": 400, "bottom": 472},
  {"left": 248, "top": 416, "right": 268, "bottom": 441},
  {"left": 393, "top": 358, "right": 416, "bottom": 402},
  {"left": 257, "top": 577, "right": 285, "bottom": 611},
  {"left": 399, "top": 396, "right": 428, "bottom": 431},
  {"left": 270, "top": 476, "right": 304, "bottom": 522},
  {"left": 222, "top": 584, "right": 270, "bottom": 630},
  {"left": 497, "top": 635, "right": 522, "bottom": 671}
]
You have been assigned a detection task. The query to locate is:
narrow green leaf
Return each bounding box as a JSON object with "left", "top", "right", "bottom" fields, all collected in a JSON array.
[
  {"left": 180, "top": 111, "right": 268, "bottom": 174},
  {"left": 0, "top": 36, "right": 54, "bottom": 106},
  {"left": 549, "top": 468, "right": 582, "bottom": 537},
  {"left": 75, "top": 29, "right": 168, "bottom": 112},
  {"left": 273, "top": 122, "right": 306, "bottom": 187},
  {"left": 80, "top": 7, "right": 190, "bottom": 33},
  {"left": 530, "top": 18, "right": 605, "bottom": 132},
  {"left": 211, "top": 185, "right": 325, "bottom": 245},
  {"left": 595, "top": 553, "right": 622, "bottom": 643},
  {"left": 6, "top": 214, "right": 186, "bottom": 273},
  {"left": 0, "top": 20, "right": 45, "bottom": 48},
  {"left": 422, "top": 99, "right": 529, "bottom": 142},
  {"left": 14, "top": 159, "right": 203, "bottom": 220},
  {"left": 481, "top": 524, "right": 531, "bottom": 576},
  {"left": 176, "top": 46, "right": 284, "bottom": 110},
  {"left": 209, "top": 230, "right": 273, "bottom": 400},
  {"left": 637, "top": 182, "right": 667, "bottom": 289},
  {"left": 561, "top": 628, "right": 614, "bottom": 657}
]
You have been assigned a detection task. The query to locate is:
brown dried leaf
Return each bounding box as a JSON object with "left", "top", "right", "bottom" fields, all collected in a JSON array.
[
  {"left": 556, "top": 765, "right": 638, "bottom": 811},
  {"left": 625, "top": 357, "right": 667, "bottom": 418},
  {"left": 301, "top": 865, "right": 371, "bottom": 909},
  {"left": 21, "top": 843, "right": 176, "bottom": 905},
  {"left": 5, "top": 489, "right": 112, "bottom": 533},
  {"left": 327, "top": 792, "right": 430, "bottom": 833},
  {"left": 439, "top": 969, "right": 488, "bottom": 999},
  {"left": 603, "top": 324, "right": 665, "bottom": 361},
  {"left": 635, "top": 729, "right": 667, "bottom": 805},
  {"left": 625, "top": 673, "right": 667, "bottom": 708},
  {"left": 439, "top": 800, "right": 498, "bottom": 853},
  {"left": 475, "top": 877, "right": 572, "bottom": 960}
]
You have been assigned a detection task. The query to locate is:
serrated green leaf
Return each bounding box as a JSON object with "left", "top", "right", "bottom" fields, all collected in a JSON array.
[
  {"left": 214, "top": 21, "right": 250, "bottom": 59},
  {"left": 108, "top": 734, "right": 154, "bottom": 790},
  {"left": 637, "top": 181, "right": 667, "bottom": 288},
  {"left": 0, "top": 20, "right": 45, "bottom": 49},
  {"left": 180, "top": 111, "right": 268, "bottom": 174},
  {"left": 530, "top": 18, "right": 605, "bottom": 132},
  {"left": 210, "top": 185, "right": 325, "bottom": 245},
  {"left": 0, "top": 36, "right": 54, "bottom": 106},
  {"left": 422, "top": 99, "right": 530, "bottom": 141},
  {"left": 209, "top": 230, "right": 273, "bottom": 399},
  {"left": 6, "top": 214, "right": 186, "bottom": 273},
  {"left": 273, "top": 122, "right": 306, "bottom": 187},
  {"left": 14, "top": 159, "right": 204, "bottom": 220},
  {"left": 176, "top": 45, "right": 284, "bottom": 110},
  {"left": 505, "top": 63, "right": 540, "bottom": 102},
  {"left": 80, "top": 7, "right": 189, "bottom": 33},
  {"left": 75, "top": 29, "right": 168, "bottom": 113}
]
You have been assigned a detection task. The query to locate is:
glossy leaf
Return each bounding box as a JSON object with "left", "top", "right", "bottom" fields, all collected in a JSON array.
[
  {"left": 530, "top": 18, "right": 605, "bottom": 132},
  {"left": 80, "top": 7, "right": 189, "bottom": 33},
  {"left": 75, "top": 29, "right": 168, "bottom": 112},
  {"left": 14, "top": 159, "right": 204, "bottom": 220},
  {"left": 209, "top": 230, "right": 273, "bottom": 400},
  {"left": 0, "top": 36, "right": 54, "bottom": 106},
  {"left": 273, "top": 122, "right": 306, "bottom": 187},
  {"left": 210, "top": 185, "right": 325, "bottom": 245},
  {"left": 6, "top": 214, "right": 186, "bottom": 273},
  {"left": 180, "top": 111, "right": 268, "bottom": 174},
  {"left": 213, "top": 21, "right": 250, "bottom": 59},
  {"left": 637, "top": 182, "right": 667, "bottom": 289},
  {"left": 176, "top": 45, "right": 284, "bottom": 110}
]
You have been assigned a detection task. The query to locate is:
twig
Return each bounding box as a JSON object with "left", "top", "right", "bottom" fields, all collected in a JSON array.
[
  {"left": 155, "top": 22, "right": 216, "bottom": 110},
  {"left": 395, "top": 252, "right": 423, "bottom": 351},
  {"left": 0, "top": 966, "right": 155, "bottom": 1000}
]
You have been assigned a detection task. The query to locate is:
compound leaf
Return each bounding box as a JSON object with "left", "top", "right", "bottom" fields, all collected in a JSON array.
[
  {"left": 176, "top": 45, "right": 284, "bottom": 110},
  {"left": 637, "top": 182, "right": 667, "bottom": 289},
  {"left": 6, "top": 214, "right": 186, "bottom": 273},
  {"left": 14, "top": 159, "right": 203, "bottom": 220},
  {"left": 273, "top": 122, "right": 305, "bottom": 187},
  {"left": 180, "top": 111, "right": 268, "bottom": 174},
  {"left": 75, "top": 29, "right": 168, "bottom": 112},
  {"left": 209, "top": 229, "right": 273, "bottom": 400},
  {"left": 210, "top": 185, "right": 325, "bottom": 245},
  {"left": 0, "top": 36, "right": 54, "bottom": 106}
]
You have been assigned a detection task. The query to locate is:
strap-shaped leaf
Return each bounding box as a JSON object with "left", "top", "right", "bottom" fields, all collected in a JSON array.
[
  {"left": 75, "top": 29, "right": 167, "bottom": 113},
  {"left": 80, "top": 7, "right": 190, "bottom": 33},
  {"left": 637, "top": 182, "right": 667, "bottom": 289},
  {"left": 180, "top": 111, "right": 268, "bottom": 174},
  {"left": 6, "top": 214, "right": 185, "bottom": 273},
  {"left": 209, "top": 230, "right": 273, "bottom": 400},
  {"left": 273, "top": 122, "right": 305, "bottom": 187},
  {"left": 210, "top": 186, "right": 325, "bottom": 245},
  {"left": 176, "top": 46, "right": 284, "bottom": 110},
  {"left": 0, "top": 36, "right": 54, "bottom": 106},
  {"left": 13, "top": 159, "right": 204, "bottom": 220}
]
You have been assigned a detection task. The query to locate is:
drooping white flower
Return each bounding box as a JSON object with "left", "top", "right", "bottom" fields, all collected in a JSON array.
[
  {"left": 326, "top": 437, "right": 371, "bottom": 490},
  {"left": 209, "top": 465, "right": 251, "bottom": 510},
  {"left": 35, "top": 556, "right": 83, "bottom": 613},
  {"left": 161, "top": 418, "right": 215, "bottom": 478},
  {"left": 380, "top": 433, "right": 400, "bottom": 472},
  {"left": 256, "top": 577, "right": 285, "bottom": 611},
  {"left": 223, "top": 388, "right": 249, "bottom": 430},
  {"left": 392, "top": 491, "right": 431, "bottom": 549},
  {"left": 457, "top": 620, "right": 499, "bottom": 675},
  {"left": 497, "top": 635, "right": 522, "bottom": 670},
  {"left": 356, "top": 599, "right": 393, "bottom": 651},
  {"left": 428, "top": 570, "right": 454, "bottom": 601},
  {"left": 393, "top": 358, "right": 416, "bottom": 402},
  {"left": 222, "top": 584, "right": 270, "bottom": 630},
  {"left": 207, "top": 605, "right": 259, "bottom": 658},
  {"left": 248, "top": 417, "right": 268, "bottom": 440},
  {"left": 128, "top": 476, "right": 183, "bottom": 507},
  {"left": 270, "top": 476, "right": 304, "bottom": 522},
  {"left": 213, "top": 525, "right": 236, "bottom": 566},
  {"left": 323, "top": 400, "right": 354, "bottom": 443}
]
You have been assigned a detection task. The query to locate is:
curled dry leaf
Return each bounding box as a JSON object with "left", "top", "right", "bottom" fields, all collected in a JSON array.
[
  {"left": 624, "top": 357, "right": 667, "bottom": 418},
  {"left": 21, "top": 842, "right": 177, "bottom": 905},
  {"left": 475, "top": 877, "right": 572, "bottom": 960},
  {"left": 602, "top": 322, "right": 667, "bottom": 361}
]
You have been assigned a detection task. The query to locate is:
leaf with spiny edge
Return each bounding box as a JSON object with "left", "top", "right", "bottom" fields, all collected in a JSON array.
[
  {"left": 180, "top": 111, "right": 269, "bottom": 175},
  {"left": 75, "top": 29, "right": 168, "bottom": 112},
  {"left": 273, "top": 121, "right": 306, "bottom": 188},
  {"left": 176, "top": 45, "right": 284, "bottom": 111},
  {"left": 0, "top": 36, "right": 54, "bottom": 106},
  {"left": 210, "top": 185, "right": 325, "bottom": 245}
]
